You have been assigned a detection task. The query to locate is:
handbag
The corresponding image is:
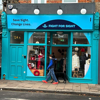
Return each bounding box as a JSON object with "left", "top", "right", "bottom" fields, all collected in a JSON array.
[
  {"left": 28, "top": 63, "right": 32, "bottom": 69},
  {"left": 31, "top": 57, "right": 35, "bottom": 60}
]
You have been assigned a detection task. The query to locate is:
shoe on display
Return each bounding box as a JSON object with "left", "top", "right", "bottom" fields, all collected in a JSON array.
[
  {"left": 52, "top": 82, "right": 58, "bottom": 84},
  {"left": 42, "top": 80, "right": 48, "bottom": 83}
]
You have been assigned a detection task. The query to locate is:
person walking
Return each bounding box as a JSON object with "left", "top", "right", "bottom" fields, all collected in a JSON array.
[{"left": 42, "top": 54, "right": 58, "bottom": 84}]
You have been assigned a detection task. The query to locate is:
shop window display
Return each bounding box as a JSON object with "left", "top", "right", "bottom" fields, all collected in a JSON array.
[
  {"left": 73, "top": 32, "right": 89, "bottom": 44},
  {"left": 72, "top": 47, "right": 91, "bottom": 78},
  {"left": 29, "top": 32, "right": 45, "bottom": 43},
  {"left": 27, "top": 46, "right": 45, "bottom": 76}
]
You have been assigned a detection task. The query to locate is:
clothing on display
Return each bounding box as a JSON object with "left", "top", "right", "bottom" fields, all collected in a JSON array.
[
  {"left": 80, "top": 53, "right": 86, "bottom": 70},
  {"left": 35, "top": 49, "right": 38, "bottom": 55},
  {"left": 72, "top": 53, "right": 80, "bottom": 71},
  {"left": 84, "top": 52, "right": 90, "bottom": 60},
  {"left": 37, "top": 53, "right": 44, "bottom": 69}
]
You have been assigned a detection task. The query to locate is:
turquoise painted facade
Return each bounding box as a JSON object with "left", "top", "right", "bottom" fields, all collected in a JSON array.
[{"left": 1, "top": 11, "right": 100, "bottom": 84}]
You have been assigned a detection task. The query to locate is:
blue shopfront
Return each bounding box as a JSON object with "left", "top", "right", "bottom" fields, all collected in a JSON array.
[{"left": 1, "top": 3, "right": 100, "bottom": 84}]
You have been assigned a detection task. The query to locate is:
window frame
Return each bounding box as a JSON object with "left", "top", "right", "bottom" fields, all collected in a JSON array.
[
  {"left": 62, "top": 0, "right": 78, "bottom": 3},
  {"left": 31, "top": 0, "right": 47, "bottom": 3}
]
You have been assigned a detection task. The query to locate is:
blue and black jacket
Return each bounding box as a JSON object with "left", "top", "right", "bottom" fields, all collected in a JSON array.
[{"left": 47, "top": 58, "right": 55, "bottom": 70}]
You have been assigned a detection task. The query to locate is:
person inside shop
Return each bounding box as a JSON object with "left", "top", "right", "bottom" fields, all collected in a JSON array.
[{"left": 42, "top": 54, "right": 58, "bottom": 84}]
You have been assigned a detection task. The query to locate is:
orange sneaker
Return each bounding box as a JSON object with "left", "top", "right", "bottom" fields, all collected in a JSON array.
[
  {"left": 53, "top": 82, "right": 58, "bottom": 84},
  {"left": 42, "top": 80, "right": 48, "bottom": 83}
]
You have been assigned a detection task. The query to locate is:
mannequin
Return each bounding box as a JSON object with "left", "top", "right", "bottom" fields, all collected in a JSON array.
[
  {"left": 72, "top": 52, "right": 80, "bottom": 71},
  {"left": 37, "top": 51, "right": 44, "bottom": 69},
  {"left": 84, "top": 51, "right": 90, "bottom": 60}
]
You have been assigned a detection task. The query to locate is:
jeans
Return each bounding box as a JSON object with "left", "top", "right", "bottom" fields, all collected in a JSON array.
[{"left": 46, "top": 68, "right": 58, "bottom": 82}]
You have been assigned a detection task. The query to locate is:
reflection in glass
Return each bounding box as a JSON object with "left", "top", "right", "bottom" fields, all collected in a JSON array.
[
  {"left": 29, "top": 32, "right": 45, "bottom": 43},
  {"left": 47, "top": 32, "right": 50, "bottom": 44},
  {"left": 10, "top": 31, "right": 24, "bottom": 44},
  {"left": 53, "top": 34, "right": 68, "bottom": 45},
  {"left": 72, "top": 47, "right": 91, "bottom": 78},
  {"left": 73, "top": 32, "right": 89, "bottom": 44},
  {"left": 27, "top": 46, "right": 45, "bottom": 76}
]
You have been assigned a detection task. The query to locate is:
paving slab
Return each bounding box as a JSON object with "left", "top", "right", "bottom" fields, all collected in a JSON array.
[{"left": 73, "top": 83, "right": 81, "bottom": 92}]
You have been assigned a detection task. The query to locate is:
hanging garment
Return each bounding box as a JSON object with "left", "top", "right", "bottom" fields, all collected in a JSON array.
[
  {"left": 84, "top": 53, "right": 90, "bottom": 60},
  {"left": 37, "top": 54, "right": 44, "bottom": 69},
  {"left": 80, "top": 55, "right": 86, "bottom": 69},
  {"left": 72, "top": 54, "right": 80, "bottom": 71}
]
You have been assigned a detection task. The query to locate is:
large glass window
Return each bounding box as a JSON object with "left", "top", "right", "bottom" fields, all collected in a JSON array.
[
  {"left": 72, "top": 47, "right": 91, "bottom": 78},
  {"left": 62, "top": 0, "right": 78, "bottom": 3},
  {"left": 31, "top": 0, "right": 46, "bottom": 3},
  {"left": 10, "top": 31, "right": 24, "bottom": 44},
  {"left": 53, "top": 33, "right": 68, "bottom": 45},
  {"left": 29, "top": 32, "right": 45, "bottom": 43},
  {"left": 27, "top": 46, "right": 45, "bottom": 76},
  {"left": 73, "top": 32, "right": 90, "bottom": 44}
]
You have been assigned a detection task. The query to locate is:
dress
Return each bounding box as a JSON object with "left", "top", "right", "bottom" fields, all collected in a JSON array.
[
  {"left": 37, "top": 54, "right": 44, "bottom": 69},
  {"left": 72, "top": 54, "right": 80, "bottom": 71}
]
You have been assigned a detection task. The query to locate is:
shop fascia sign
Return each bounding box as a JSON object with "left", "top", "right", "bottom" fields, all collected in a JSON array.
[{"left": 7, "top": 15, "right": 93, "bottom": 30}]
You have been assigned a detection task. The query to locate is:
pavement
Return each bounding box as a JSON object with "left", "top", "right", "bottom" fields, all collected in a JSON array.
[{"left": 0, "top": 80, "right": 100, "bottom": 96}]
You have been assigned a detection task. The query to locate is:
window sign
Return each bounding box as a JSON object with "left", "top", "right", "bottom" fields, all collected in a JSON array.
[
  {"left": 31, "top": 0, "right": 46, "bottom": 3},
  {"left": 62, "top": 0, "right": 78, "bottom": 3},
  {"left": 10, "top": 31, "right": 24, "bottom": 44}
]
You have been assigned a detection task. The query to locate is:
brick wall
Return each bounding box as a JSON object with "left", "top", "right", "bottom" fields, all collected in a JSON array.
[
  {"left": 47, "top": 0, "right": 62, "bottom": 3},
  {"left": 17, "top": 0, "right": 100, "bottom": 3},
  {"left": 95, "top": 0, "right": 100, "bottom": 2},
  {"left": 95, "top": 2, "right": 100, "bottom": 13},
  {"left": 9, "top": 0, "right": 100, "bottom": 13},
  {"left": 19, "top": 0, "right": 31, "bottom": 3},
  {"left": 78, "top": 0, "right": 92, "bottom": 3}
]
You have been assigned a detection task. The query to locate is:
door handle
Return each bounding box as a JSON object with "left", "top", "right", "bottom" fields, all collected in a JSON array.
[{"left": 22, "top": 66, "right": 23, "bottom": 68}]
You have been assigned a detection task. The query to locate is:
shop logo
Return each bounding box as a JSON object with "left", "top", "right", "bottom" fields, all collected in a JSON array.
[
  {"left": 42, "top": 24, "right": 47, "bottom": 28},
  {"left": 37, "top": 20, "right": 82, "bottom": 30}
]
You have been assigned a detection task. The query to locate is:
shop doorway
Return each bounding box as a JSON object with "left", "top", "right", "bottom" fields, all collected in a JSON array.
[
  {"left": 9, "top": 31, "right": 24, "bottom": 80},
  {"left": 47, "top": 32, "right": 70, "bottom": 82},
  {"left": 47, "top": 47, "right": 68, "bottom": 82},
  {"left": 52, "top": 47, "right": 67, "bottom": 73},
  {"left": 9, "top": 46, "right": 24, "bottom": 80}
]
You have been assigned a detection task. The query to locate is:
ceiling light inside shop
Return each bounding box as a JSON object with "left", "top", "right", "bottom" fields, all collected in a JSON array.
[
  {"left": 12, "top": 8, "right": 17, "bottom": 14},
  {"left": 34, "top": 9, "right": 40, "bottom": 15},
  {"left": 80, "top": 8, "right": 87, "bottom": 14}
]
